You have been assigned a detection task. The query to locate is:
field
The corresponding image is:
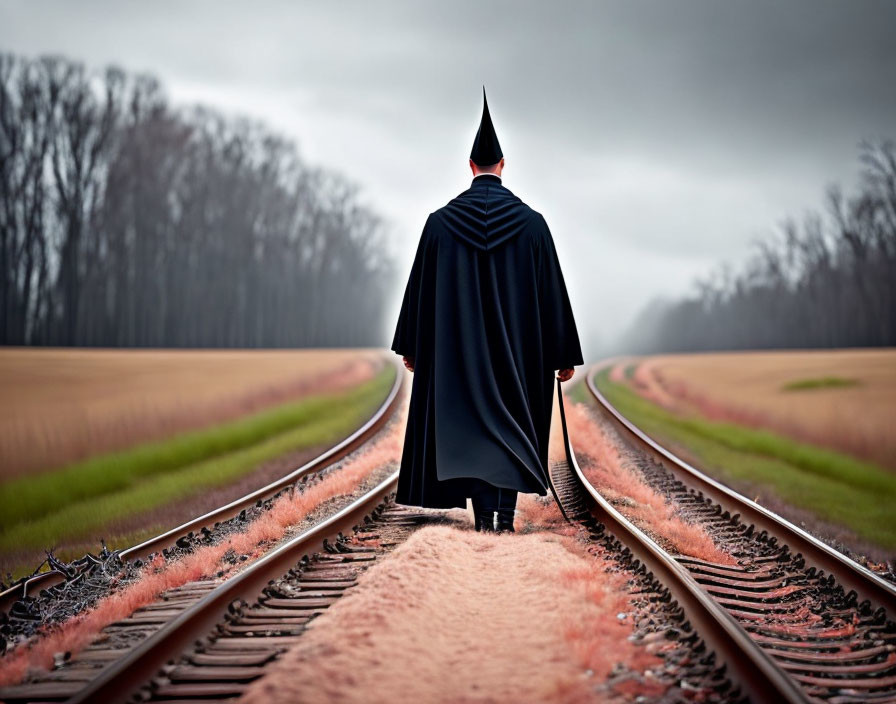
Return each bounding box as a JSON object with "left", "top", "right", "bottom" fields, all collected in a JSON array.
[
  {"left": 585, "top": 349, "right": 896, "bottom": 560},
  {"left": 631, "top": 349, "right": 896, "bottom": 470},
  {"left": 0, "top": 348, "right": 382, "bottom": 479},
  {"left": 0, "top": 348, "right": 396, "bottom": 580}
]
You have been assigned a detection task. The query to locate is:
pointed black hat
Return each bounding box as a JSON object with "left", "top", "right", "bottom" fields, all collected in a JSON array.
[{"left": 470, "top": 87, "right": 503, "bottom": 166}]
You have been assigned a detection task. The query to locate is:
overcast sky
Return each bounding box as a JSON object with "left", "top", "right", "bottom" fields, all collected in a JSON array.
[{"left": 2, "top": 1, "right": 895, "bottom": 358}]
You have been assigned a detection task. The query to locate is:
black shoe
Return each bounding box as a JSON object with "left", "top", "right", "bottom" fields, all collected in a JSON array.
[
  {"left": 495, "top": 509, "right": 515, "bottom": 533},
  {"left": 474, "top": 508, "right": 495, "bottom": 532}
]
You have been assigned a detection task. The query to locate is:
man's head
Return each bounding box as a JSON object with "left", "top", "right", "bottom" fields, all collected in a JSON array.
[{"left": 470, "top": 157, "right": 505, "bottom": 177}]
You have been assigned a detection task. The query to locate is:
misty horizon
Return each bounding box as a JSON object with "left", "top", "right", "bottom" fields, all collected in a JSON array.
[{"left": 2, "top": 1, "right": 895, "bottom": 357}]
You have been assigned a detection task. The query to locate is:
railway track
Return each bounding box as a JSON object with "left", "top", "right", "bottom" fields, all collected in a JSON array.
[
  {"left": 0, "top": 358, "right": 742, "bottom": 704},
  {"left": 0, "top": 356, "right": 405, "bottom": 616},
  {"left": 554, "top": 361, "right": 896, "bottom": 703},
  {"left": 0, "top": 357, "right": 408, "bottom": 701},
  {"left": 3, "top": 354, "right": 894, "bottom": 702},
  {"left": 1, "top": 366, "right": 743, "bottom": 704},
  {"left": 121, "top": 501, "right": 436, "bottom": 703},
  {"left": 0, "top": 473, "right": 426, "bottom": 704}
]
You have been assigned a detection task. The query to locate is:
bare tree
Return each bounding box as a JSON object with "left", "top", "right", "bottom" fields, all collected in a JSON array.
[
  {"left": 0, "top": 52, "right": 396, "bottom": 349},
  {"left": 625, "top": 140, "right": 896, "bottom": 353}
]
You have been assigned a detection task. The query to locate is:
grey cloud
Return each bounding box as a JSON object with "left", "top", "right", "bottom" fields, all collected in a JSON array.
[{"left": 2, "top": 0, "right": 894, "bottom": 357}]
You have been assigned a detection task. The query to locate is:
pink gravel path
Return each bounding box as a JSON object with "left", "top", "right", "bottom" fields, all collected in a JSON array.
[{"left": 239, "top": 523, "right": 659, "bottom": 704}]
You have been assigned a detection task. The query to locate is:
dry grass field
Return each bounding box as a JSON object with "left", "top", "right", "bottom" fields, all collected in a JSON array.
[
  {"left": 634, "top": 349, "right": 896, "bottom": 470},
  {"left": 0, "top": 348, "right": 395, "bottom": 579},
  {"left": 589, "top": 349, "right": 896, "bottom": 557},
  {"left": 0, "top": 348, "right": 383, "bottom": 479}
]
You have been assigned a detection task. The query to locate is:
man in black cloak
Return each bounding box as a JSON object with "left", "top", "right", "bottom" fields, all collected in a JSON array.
[{"left": 391, "top": 88, "right": 584, "bottom": 533}]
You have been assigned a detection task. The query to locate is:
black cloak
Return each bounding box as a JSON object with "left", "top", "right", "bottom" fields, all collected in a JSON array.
[{"left": 391, "top": 174, "right": 584, "bottom": 509}]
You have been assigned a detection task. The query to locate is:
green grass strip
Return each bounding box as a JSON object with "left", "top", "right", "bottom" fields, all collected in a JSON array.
[
  {"left": 782, "top": 376, "right": 860, "bottom": 391},
  {"left": 589, "top": 367, "right": 896, "bottom": 549},
  {"left": 0, "top": 367, "right": 395, "bottom": 534},
  {"left": 0, "top": 393, "right": 386, "bottom": 556}
]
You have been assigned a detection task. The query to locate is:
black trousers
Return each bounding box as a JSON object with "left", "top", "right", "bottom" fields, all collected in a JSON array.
[{"left": 467, "top": 478, "right": 518, "bottom": 512}]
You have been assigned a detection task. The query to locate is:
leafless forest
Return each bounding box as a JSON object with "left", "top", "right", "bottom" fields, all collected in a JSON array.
[
  {"left": 0, "top": 53, "right": 395, "bottom": 347},
  {"left": 3, "top": 53, "right": 893, "bottom": 354},
  {"left": 625, "top": 141, "right": 896, "bottom": 353}
]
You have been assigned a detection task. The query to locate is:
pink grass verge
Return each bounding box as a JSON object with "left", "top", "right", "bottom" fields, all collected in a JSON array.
[
  {"left": 559, "top": 553, "right": 665, "bottom": 690},
  {"left": 484, "top": 497, "right": 669, "bottom": 697},
  {"left": 516, "top": 493, "right": 581, "bottom": 538},
  {"left": 0, "top": 409, "right": 405, "bottom": 686},
  {"left": 564, "top": 399, "right": 736, "bottom": 565},
  {"left": 609, "top": 361, "right": 628, "bottom": 384},
  {"left": 631, "top": 360, "right": 680, "bottom": 410}
]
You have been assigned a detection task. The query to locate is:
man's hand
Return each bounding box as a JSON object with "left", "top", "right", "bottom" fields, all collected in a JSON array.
[
  {"left": 557, "top": 368, "right": 574, "bottom": 382},
  {"left": 402, "top": 356, "right": 415, "bottom": 372}
]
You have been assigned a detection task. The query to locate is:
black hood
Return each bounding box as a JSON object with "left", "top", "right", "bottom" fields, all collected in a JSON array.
[{"left": 438, "top": 176, "right": 532, "bottom": 252}]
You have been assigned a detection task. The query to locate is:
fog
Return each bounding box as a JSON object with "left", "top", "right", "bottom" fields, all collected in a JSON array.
[{"left": 3, "top": 0, "right": 895, "bottom": 358}]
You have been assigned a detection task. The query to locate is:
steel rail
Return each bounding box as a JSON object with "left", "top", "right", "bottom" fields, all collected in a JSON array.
[
  {"left": 584, "top": 358, "right": 896, "bottom": 615},
  {"left": 0, "top": 355, "right": 406, "bottom": 612},
  {"left": 554, "top": 377, "right": 809, "bottom": 704},
  {"left": 67, "top": 470, "right": 400, "bottom": 704}
]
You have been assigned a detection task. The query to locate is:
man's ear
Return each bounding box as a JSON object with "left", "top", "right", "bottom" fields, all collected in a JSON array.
[{"left": 469, "top": 158, "right": 476, "bottom": 174}]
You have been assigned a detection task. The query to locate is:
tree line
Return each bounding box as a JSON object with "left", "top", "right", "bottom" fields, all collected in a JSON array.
[
  {"left": 624, "top": 141, "right": 896, "bottom": 353},
  {"left": 0, "top": 52, "right": 395, "bottom": 348}
]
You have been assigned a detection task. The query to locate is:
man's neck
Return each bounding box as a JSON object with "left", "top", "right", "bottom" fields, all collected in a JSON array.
[{"left": 472, "top": 172, "right": 501, "bottom": 182}]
